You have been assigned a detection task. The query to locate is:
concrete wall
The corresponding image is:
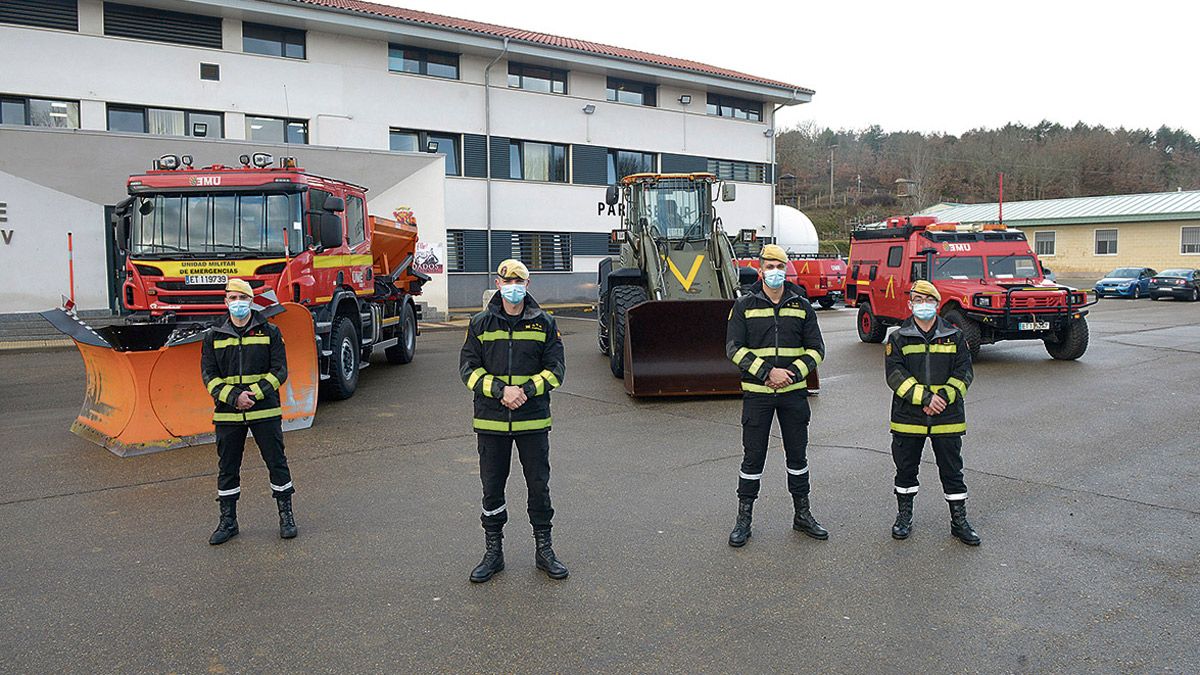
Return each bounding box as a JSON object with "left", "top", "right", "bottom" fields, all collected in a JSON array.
[{"left": 1019, "top": 220, "right": 1200, "bottom": 276}]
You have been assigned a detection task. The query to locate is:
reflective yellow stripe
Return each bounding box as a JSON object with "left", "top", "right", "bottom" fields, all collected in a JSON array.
[
  {"left": 500, "top": 374, "right": 532, "bottom": 385},
  {"left": 947, "top": 377, "right": 969, "bottom": 396},
  {"left": 467, "top": 367, "right": 486, "bottom": 390},
  {"left": 791, "top": 359, "right": 811, "bottom": 379},
  {"left": 213, "top": 412, "right": 244, "bottom": 422},
  {"left": 482, "top": 374, "right": 496, "bottom": 397},
  {"left": 910, "top": 384, "right": 925, "bottom": 406},
  {"left": 779, "top": 308, "right": 806, "bottom": 318},
  {"left": 804, "top": 349, "right": 823, "bottom": 366},
  {"left": 206, "top": 377, "right": 224, "bottom": 393},
  {"left": 249, "top": 383, "right": 264, "bottom": 400},
  {"left": 931, "top": 423, "right": 967, "bottom": 434},
  {"left": 313, "top": 254, "right": 373, "bottom": 269},
  {"left": 539, "top": 369, "right": 560, "bottom": 388},
  {"left": 901, "top": 344, "right": 926, "bottom": 355},
  {"left": 891, "top": 422, "right": 928, "bottom": 434},
  {"left": 749, "top": 357, "right": 767, "bottom": 377},
  {"left": 473, "top": 417, "right": 552, "bottom": 432},
  {"left": 218, "top": 384, "right": 235, "bottom": 402},
  {"left": 478, "top": 330, "right": 546, "bottom": 342},
  {"left": 896, "top": 377, "right": 917, "bottom": 398},
  {"left": 732, "top": 347, "right": 752, "bottom": 365},
  {"left": 213, "top": 335, "right": 271, "bottom": 349},
  {"left": 744, "top": 308, "right": 775, "bottom": 318},
  {"left": 742, "top": 381, "right": 807, "bottom": 394},
  {"left": 532, "top": 375, "right": 546, "bottom": 396},
  {"left": 750, "top": 346, "right": 808, "bottom": 358},
  {"left": 214, "top": 337, "right": 239, "bottom": 349},
  {"left": 929, "top": 344, "right": 957, "bottom": 353},
  {"left": 935, "top": 384, "right": 957, "bottom": 404},
  {"left": 244, "top": 407, "right": 282, "bottom": 421},
  {"left": 263, "top": 373, "right": 281, "bottom": 390}
]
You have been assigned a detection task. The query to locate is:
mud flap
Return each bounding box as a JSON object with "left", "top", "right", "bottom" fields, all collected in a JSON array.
[
  {"left": 43, "top": 304, "right": 318, "bottom": 456},
  {"left": 622, "top": 299, "right": 743, "bottom": 396}
]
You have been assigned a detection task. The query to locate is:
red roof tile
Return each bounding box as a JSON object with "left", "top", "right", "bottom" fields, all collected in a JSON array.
[{"left": 288, "top": 0, "right": 812, "bottom": 94}]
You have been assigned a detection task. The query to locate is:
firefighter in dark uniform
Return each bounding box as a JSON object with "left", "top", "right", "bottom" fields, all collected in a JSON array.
[
  {"left": 460, "top": 259, "right": 568, "bottom": 582},
  {"left": 726, "top": 244, "right": 828, "bottom": 547},
  {"left": 201, "top": 278, "right": 296, "bottom": 545},
  {"left": 885, "top": 280, "right": 981, "bottom": 545}
]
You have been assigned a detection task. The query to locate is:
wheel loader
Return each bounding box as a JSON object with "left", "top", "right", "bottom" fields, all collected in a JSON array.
[{"left": 596, "top": 173, "right": 759, "bottom": 396}]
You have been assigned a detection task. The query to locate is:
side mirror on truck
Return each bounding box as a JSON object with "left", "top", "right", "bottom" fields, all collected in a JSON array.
[
  {"left": 319, "top": 212, "right": 344, "bottom": 249},
  {"left": 605, "top": 185, "right": 620, "bottom": 206}
]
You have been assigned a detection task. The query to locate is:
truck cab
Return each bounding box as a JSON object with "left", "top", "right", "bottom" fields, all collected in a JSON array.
[{"left": 846, "top": 215, "right": 1095, "bottom": 360}]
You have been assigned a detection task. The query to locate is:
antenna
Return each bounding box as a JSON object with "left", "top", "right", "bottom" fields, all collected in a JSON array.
[{"left": 998, "top": 172, "right": 1004, "bottom": 225}]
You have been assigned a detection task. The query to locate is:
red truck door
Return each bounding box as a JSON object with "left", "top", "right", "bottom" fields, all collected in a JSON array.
[{"left": 874, "top": 243, "right": 908, "bottom": 319}]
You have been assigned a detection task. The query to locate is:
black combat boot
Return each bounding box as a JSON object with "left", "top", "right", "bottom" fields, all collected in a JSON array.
[
  {"left": 534, "top": 529, "right": 569, "bottom": 580},
  {"left": 469, "top": 531, "right": 505, "bottom": 583},
  {"left": 792, "top": 495, "right": 829, "bottom": 540},
  {"left": 728, "top": 499, "right": 754, "bottom": 547},
  {"left": 892, "top": 493, "right": 914, "bottom": 540},
  {"left": 277, "top": 495, "right": 298, "bottom": 539},
  {"left": 208, "top": 499, "right": 239, "bottom": 545},
  {"left": 949, "top": 500, "right": 981, "bottom": 546}
]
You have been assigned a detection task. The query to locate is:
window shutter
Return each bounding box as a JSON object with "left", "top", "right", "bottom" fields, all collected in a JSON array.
[
  {"left": 572, "top": 145, "right": 608, "bottom": 186},
  {"left": 488, "top": 136, "right": 511, "bottom": 179},
  {"left": 660, "top": 153, "right": 707, "bottom": 174},
  {"left": 0, "top": 0, "right": 77, "bottom": 30},
  {"left": 462, "top": 134, "right": 488, "bottom": 178},
  {"left": 104, "top": 2, "right": 222, "bottom": 49}
]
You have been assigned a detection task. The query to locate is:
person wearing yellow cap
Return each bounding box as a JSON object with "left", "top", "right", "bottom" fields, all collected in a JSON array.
[
  {"left": 884, "top": 279, "right": 980, "bottom": 545},
  {"left": 459, "top": 259, "right": 568, "bottom": 582},
  {"left": 725, "top": 243, "right": 828, "bottom": 547},
  {"left": 200, "top": 278, "right": 296, "bottom": 545}
]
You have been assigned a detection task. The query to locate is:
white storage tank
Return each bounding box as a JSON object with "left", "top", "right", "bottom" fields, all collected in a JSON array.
[{"left": 773, "top": 205, "right": 819, "bottom": 253}]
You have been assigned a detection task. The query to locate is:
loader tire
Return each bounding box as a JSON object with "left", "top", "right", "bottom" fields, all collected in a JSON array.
[
  {"left": 1045, "top": 318, "right": 1089, "bottom": 361},
  {"left": 856, "top": 302, "right": 886, "bottom": 343},
  {"left": 609, "top": 285, "right": 648, "bottom": 379},
  {"left": 385, "top": 303, "right": 417, "bottom": 364},
  {"left": 322, "top": 316, "right": 360, "bottom": 400},
  {"left": 942, "top": 308, "right": 982, "bottom": 360}
]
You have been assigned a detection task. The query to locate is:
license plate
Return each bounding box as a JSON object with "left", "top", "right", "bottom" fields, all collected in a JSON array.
[
  {"left": 1019, "top": 321, "right": 1050, "bottom": 331},
  {"left": 185, "top": 274, "right": 228, "bottom": 286}
]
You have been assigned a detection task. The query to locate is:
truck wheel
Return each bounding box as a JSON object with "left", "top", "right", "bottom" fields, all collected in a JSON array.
[
  {"left": 322, "top": 316, "right": 360, "bottom": 400},
  {"left": 856, "top": 303, "right": 886, "bottom": 343},
  {"left": 818, "top": 297, "right": 836, "bottom": 310},
  {"left": 609, "top": 285, "right": 648, "bottom": 378},
  {"left": 384, "top": 302, "right": 417, "bottom": 364},
  {"left": 1045, "top": 318, "right": 1089, "bottom": 360},
  {"left": 942, "top": 308, "right": 982, "bottom": 360},
  {"left": 597, "top": 295, "right": 611, "bottom": 355}
]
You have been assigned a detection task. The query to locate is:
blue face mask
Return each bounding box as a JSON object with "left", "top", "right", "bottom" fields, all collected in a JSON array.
[
  {"left": 499, "top": 283, "right": 527, "bottom": 305},
  {"left": 762, "top": 269, "right": 787, "bottom": 289},
  {"left": 911, "top": 302, "right": 938, "bottom": 321},
  {"left": 228, "top": 299, "right": 252, "bottom": 320}
]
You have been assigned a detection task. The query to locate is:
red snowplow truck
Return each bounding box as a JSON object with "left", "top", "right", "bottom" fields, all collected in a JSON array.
[
  {"left": 44, "top": 152, "right": 426, "bottom": 455},
  {"left": 846, "top": 215, "right": 1095, "bottom": 359}
]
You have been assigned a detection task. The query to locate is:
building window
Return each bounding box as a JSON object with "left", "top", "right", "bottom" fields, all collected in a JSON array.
[
  {"left": 0, "top": 95, "right": 79, "bottom": 128},
  {"left": 200, "top": 63, "right": 220, "bottom": 81},
  {"left": 0, "top": 0, "right": 78, "bottom": 31},
  {"left": 707, "top": 158, "right": 766, "bottom": 183},
  {"left": 390, "top": 129, "right": 461, "bottom": 176},
  {"left": 243, "top": 22, "right": 305, "bottom": 59},
  {"left": 509, "top": 140, "right": 567, "bottom": 182},
  {"left": 511, "top": 231, "right": 571, "bottom": 271},
  {"left": 103, "top": 2, "right": 222, "bottom": 49},
  {"left": 106, "top": 105, "right": 222, "bottom": 137},
  {"left": 246, "top": 116, "right": 307, "bottom": 144},
  {"left": 706, "top": 93, "right": 762, "bottom": 121},
  {"left": 446, "top": 231, "right": 466, "bottom": 273},
  {"left": 607, "top": 149, "right": 656, "bottom": 184},
  {"left": 388, "top": 45, "right": 459, "bottom": 79},
  {"left": 1034, "top": 230, "right": 1056, "bottom": 256},
  {"left": 606, "top": 77, "right": 656, "bottom": 107},
  {"left": 1095, "top": 229, "right": 1118, "bottom": 256},
  {"left": 508, "top": 62, "right": 567, "bottom": 94},
  {"left": 1183, "top": 226, "right": 1200, "bottom": 255}
]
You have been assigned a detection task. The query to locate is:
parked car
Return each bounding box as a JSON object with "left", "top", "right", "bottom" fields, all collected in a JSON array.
[
  {"left": 1094, "top": 267, "right": 1157, "bottom": 299},
  {"left": 1149, "top": 268, "right": 1200, "bottom": 301}
]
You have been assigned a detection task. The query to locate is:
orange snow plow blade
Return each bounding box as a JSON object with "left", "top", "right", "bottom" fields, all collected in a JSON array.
[
  {"left": 622, "top": 299, "right": 743, "bottom": 397},
  {"left": 43, "top": 303, "right": 318, "bottom": 457}
]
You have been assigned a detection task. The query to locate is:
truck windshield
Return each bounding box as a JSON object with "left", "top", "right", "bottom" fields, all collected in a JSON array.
[
  {"left": 636, "top": 181, "right": 710, "bottom": 240},
  {"left": 987, "top": 255, "right": 1039, "bottom": 279},
  {"left": 932, "top": 256, "right": 983, "bottom": 280},
  {"left": 132, "top": 192, "right": 303, "bottom": 257}
]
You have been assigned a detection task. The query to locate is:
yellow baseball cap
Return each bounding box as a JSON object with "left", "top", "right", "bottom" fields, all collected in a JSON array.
[
  {"left": 497, "top": 259, "right": 529, "bottom": 280},
  {"left": 909, "top": 280, "right": 941, "bottom": 302},
  {"left": 759, "top": 244, "right": 788, "bottom": 264},
  {"left": 225, "top": 278, "right": 254, "bottom": 296}
]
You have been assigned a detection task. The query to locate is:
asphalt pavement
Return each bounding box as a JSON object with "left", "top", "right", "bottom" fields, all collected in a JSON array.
[{"left": 1, "top": 296, "right": 1197, "bottom": 673}]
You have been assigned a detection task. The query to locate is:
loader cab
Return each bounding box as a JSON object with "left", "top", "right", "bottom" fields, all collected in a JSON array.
[{"left": 621, "top": 173, "right": 721, "bottom": 242}]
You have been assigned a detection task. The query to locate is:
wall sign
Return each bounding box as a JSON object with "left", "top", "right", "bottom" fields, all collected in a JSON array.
[{"left": 0, "top": 202, "right": 10, "bottom": 245}]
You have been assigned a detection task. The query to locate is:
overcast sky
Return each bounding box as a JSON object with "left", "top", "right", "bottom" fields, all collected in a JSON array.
[{"left": 374, "top": 0, "right": 1199, "bottom": 137}]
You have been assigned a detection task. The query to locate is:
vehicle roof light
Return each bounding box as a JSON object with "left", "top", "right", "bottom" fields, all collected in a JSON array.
[{"left": 252, "top": 152, "right": 274, "bottom": 168}]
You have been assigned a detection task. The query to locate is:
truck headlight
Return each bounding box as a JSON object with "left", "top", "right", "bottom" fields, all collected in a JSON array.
[{"left": 973, "top": 295, "right": 992, "bottom": 308}]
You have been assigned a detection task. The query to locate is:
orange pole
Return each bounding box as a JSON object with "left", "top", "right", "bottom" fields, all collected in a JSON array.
[{"left": 67, "top": 231, "right": 75, "bottom": 304}]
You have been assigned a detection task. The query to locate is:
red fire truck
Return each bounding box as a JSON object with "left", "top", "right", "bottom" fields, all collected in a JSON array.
[
  {"left": 845, "top": 215, "right": 1095, "bottom": 359},
  {"left": 735, "top": 254, "right": 846, "bottom": 308}
]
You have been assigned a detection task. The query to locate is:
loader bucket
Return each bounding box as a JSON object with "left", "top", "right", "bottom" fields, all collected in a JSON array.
[
  {"left": 43, "top": 303, "right": 318, "bottom": 456},
  {"left": 623, "top": 299, "right": 743, "bottom": 397}
]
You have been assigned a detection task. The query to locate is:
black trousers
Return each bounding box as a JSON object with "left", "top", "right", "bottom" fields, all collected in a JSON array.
[
  {"left": 891, "top": 434, "right": 967, "bottom": 500},
  {"left": 738, "top": 393, "right": 812, "bottom": 501},
  {"left": 478, "top": 431, "right": 553, "bottom": 533},
  {"left": 215, "top": 419, "right": 293, "bottom": 501}
]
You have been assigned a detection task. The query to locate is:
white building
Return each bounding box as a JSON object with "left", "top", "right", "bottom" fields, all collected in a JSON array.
[{"left": 0, "top": 0, "right": 812, "bottom": 315}]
